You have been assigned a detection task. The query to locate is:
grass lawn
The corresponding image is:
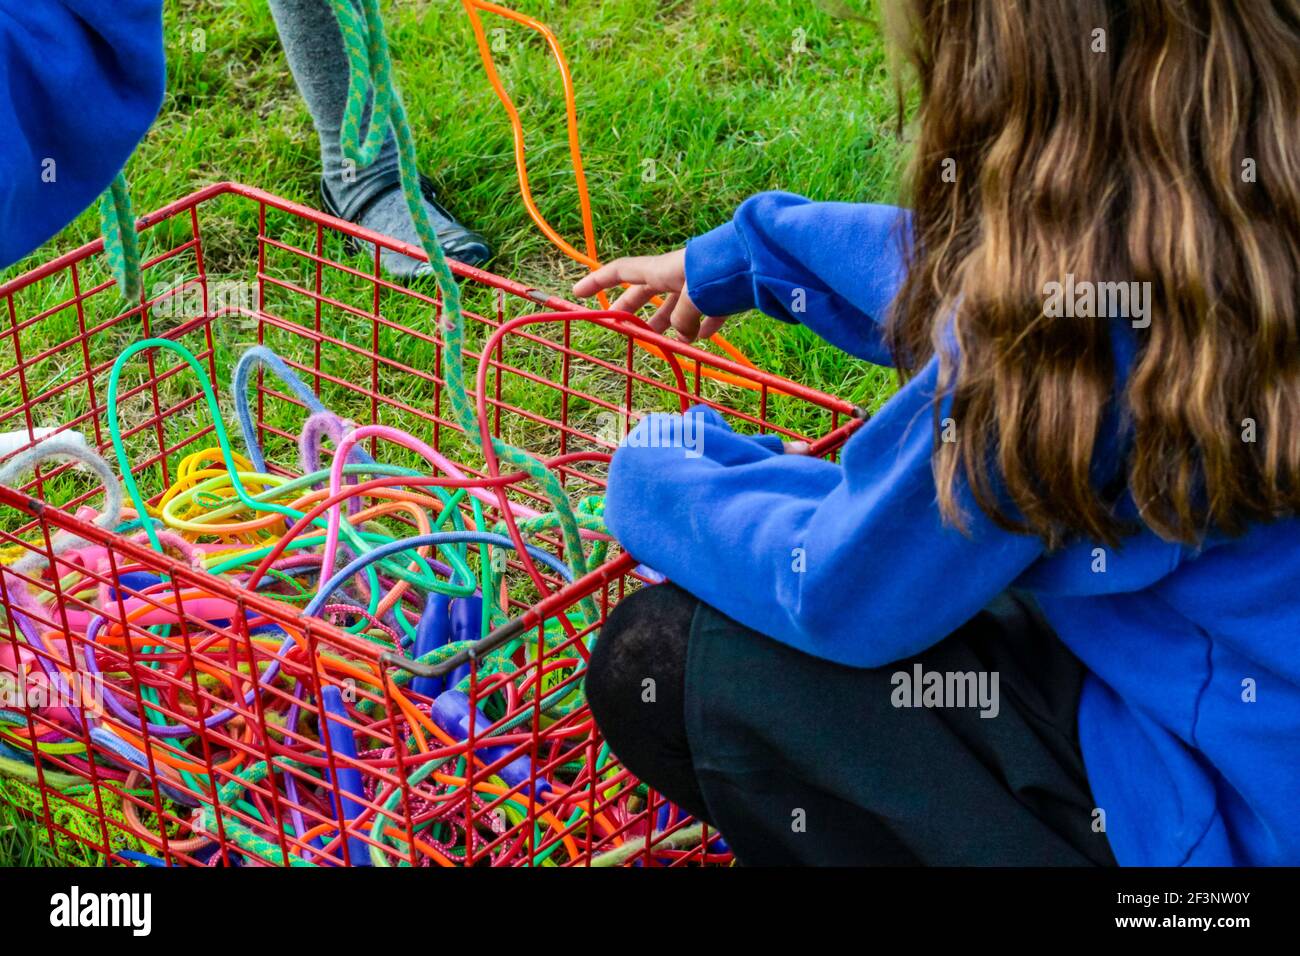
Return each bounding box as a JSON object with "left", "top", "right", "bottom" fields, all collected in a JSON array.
[{"left": 0, "top": 0, "right": 904, "bottom": 865}]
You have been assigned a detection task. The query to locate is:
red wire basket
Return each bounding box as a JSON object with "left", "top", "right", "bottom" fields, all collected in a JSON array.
[{"left": 0, "top": 183, "right": 860, "bottom": 867}]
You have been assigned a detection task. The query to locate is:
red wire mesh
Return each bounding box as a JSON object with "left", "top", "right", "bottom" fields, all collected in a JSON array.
[{"left": 0, "top": 183, "right": 860, "bottom": 866}]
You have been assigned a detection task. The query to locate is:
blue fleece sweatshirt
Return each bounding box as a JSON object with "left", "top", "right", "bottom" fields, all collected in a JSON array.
[
  {"left": 604, "top": 191, "right": 1300, "bottom": 866},
  {"left": 0, "top": 1, "right": 166, "bottom": 268}
]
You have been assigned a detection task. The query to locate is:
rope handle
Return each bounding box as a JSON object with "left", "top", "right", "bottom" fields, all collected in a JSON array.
[{"left": 98, "top": 172, "right": 142, "bottom": 303}]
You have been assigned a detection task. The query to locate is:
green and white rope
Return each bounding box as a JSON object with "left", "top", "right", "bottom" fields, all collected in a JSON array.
[{"left": 98, "top": 172, "right": 142, "bottom": 303}]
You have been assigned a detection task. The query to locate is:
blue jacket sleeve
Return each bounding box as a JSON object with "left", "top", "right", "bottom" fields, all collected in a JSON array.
[
  {"left": 603, "top": 363, "right": 1046, "bottom": 668},
  {"left": 684, "top": 191, "right": 909, "bottom": 367},
  {"left": 0, "top": 1, "right": 167, "bottom": 268}
]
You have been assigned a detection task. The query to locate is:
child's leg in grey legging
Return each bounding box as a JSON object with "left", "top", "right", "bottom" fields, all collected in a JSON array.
[
  {"left": 269, "top": 0, "right": 397, "bottom": 217},
  {"left": 268, "top": 0, "right": 491, "bottom": 274}
]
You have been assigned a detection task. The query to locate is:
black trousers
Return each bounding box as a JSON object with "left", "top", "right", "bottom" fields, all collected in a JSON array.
[{"left": 585, "top": 584, "right": 1117, "bottom": 866}]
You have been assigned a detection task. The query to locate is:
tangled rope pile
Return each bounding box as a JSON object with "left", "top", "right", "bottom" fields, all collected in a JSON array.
[{"left": 0, "top": 332, "right": 722, "bottom": 866}]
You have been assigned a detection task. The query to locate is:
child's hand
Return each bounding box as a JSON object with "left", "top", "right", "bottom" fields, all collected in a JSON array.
[{"left": 572, "top": 250, "right": 725, "bottom": 343}]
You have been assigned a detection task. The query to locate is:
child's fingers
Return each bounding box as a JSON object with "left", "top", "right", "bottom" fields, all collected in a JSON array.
[
  {"left": 573, "top": 250, "right": 686, "bottom": 300},
  {"left": 697, "top": 315, "right": 726, "bottom": 341},
  {"left": 609, "top": 284, "right": 656, "bottom": 315},
  {"left": 668, "top": 294, "right": 703, "bottom": 342},
  {"left": 573, "top": 257, "right": 648, "bottom": 298},
  {"left": 647, "top": 293, "right": 679, "bottom": 333},
  {"left": 648, "top": 293, "right": 704, "bottom": 341}
]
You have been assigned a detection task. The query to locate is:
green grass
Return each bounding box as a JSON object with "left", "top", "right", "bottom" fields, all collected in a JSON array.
[{"left": 0, "top": 0, "right": 904, "bottom": 865}]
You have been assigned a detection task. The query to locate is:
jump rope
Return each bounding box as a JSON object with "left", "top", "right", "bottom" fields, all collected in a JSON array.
[{"left": 3, "top": 0, "right": 731, "bottom": 866}]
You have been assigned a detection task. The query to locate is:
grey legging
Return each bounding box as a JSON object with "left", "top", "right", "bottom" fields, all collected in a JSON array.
[{"left": 268, "top": 0, "right": 401, "bottom": 219}]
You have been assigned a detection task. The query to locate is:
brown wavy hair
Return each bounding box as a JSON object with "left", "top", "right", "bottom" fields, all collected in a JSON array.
[{"left": 884, "top": 0, "right": 1300, "bottom": 548}]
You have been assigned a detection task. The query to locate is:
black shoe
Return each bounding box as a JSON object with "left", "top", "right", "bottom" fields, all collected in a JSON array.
[{"left": 319, "top": 174, "right": 492, "bottom": 275}]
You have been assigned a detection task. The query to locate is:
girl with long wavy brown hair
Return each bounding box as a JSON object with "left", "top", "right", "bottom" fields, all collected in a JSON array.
[{"left": 579, "top": 0, "right": 1300, "bottom": 865}]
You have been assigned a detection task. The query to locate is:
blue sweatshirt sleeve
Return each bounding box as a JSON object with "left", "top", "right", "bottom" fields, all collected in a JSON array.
[
  {"left": 604, "top": 360, "right": 1046, "bottom": 668},
  {"left": 684, "top": 192, "right": 909, "bottom": 367},
  {"left": 0, "top": 1, "right": 167, "bottom": 268}
]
